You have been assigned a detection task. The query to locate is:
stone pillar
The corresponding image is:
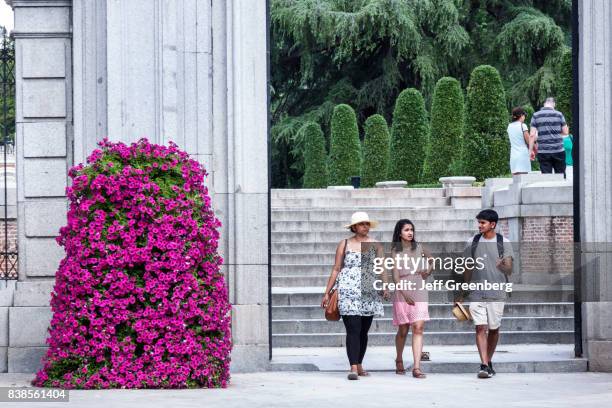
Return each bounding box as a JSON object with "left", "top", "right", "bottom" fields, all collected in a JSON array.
[
  {"left": 578, "top": 0, "right": 612, "bottom": 371},
  {"left": 7, "top": 0, "right": 72, "bottom": 372},
  {"left": 6, "top": 0, "right": 269, "bottom": 373}
]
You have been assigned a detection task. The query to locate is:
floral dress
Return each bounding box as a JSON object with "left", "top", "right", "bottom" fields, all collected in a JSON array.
[{"left": 337, "top": 246, "right": 384, "bottom": 317}]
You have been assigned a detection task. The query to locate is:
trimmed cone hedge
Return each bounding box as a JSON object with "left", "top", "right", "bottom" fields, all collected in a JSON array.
[
  {"left": 328, "top": 104, "right": 361, "bottom": 185},
  {"left": 463, "top": 65, "right": 510, "bottom": 180},
  {"left": 556, "top": 48, "right": 572, "bottom": 129},
  {"left": 302, "top": 121, "right": 329, "bottom": 188},
  {"left": 361, "top": 114, "right": 391, "bottom": 187},
  {"left": 388, "top": 88, "right": 429, "bottom": 184},
  {"left": 423, "top": 77, "right": 465, "bottom": 182},
  {"left": 33, "top": 139, "right": 231, "bottom": 389}
]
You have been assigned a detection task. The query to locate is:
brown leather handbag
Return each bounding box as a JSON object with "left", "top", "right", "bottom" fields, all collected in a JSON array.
[{"left": 325, "top": 239, "right": 347, "bottom": 321}]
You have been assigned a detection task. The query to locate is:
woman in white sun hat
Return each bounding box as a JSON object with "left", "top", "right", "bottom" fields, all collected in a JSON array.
[{"left": 321, "top": 211, "right": 389, "bottom": 380}]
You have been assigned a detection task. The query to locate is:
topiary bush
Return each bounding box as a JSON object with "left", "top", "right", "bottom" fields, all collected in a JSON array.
[
  {"left": 556, "top": 48, "right": 572, "bottom": 129},
  {"left": 361, "top": 114, "right": 391, "bottom": 187},
  {"left": 422, "top": 77, "right": 464, "bottom": 182},
  {"left": 302, "top": 122, "right": 329, "bottom": 188},
  {"left": 33, "top": 138, "right": 231, "bottom": 389},
  {"left": 388, "top": 88, "right": 429, "bottom": 184},
  {"left": 463, "top": 65, "right": 510, "bottom": 180},
  {"left": 328, "top": 104, "right": 361, "bottom": 185}
]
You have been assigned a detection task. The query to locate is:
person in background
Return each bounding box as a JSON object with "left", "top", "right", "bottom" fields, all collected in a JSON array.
[
  {"left": 507, "top": 107, "right": 535, "bottom": 175},
  {"left": 529, "top": 97, "right": 570, "bottom": 177},
  {"left": 563, "top": 133, "right": 574, "bottom": 181}
]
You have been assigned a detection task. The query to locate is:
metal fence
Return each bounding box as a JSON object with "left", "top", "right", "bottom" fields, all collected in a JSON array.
[{"left": 1, "top": 30, "right": 17, "bottom": 280}]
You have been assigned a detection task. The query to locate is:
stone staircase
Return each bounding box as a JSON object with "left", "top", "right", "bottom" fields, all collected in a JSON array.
[{"left": 271, "top": 188, "right": 575, "bottom": 348}]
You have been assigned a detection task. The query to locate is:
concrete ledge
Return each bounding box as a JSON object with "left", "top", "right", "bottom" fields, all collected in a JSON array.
[
  {"left": 482, "top": 177, "right": 513, "bottom": 208},
  {"left": 326, "top": 186, "right": 354, "bottom": 190},
  {"left": 522, "top": 182, "right": 573, "bottom": 204},
  {"left": 439, "top": 176, "right": 475, "bottom": 188},
  {"left": 8, "top": 347, "right": 47, "bottom": 373},
  {"left": 375, "top": 180, "right": 407, "bottom": 188}
]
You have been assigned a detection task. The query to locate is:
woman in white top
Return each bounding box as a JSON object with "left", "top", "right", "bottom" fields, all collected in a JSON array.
[{"left": 507, "top": 107, "right": 535, "bottom": 174}]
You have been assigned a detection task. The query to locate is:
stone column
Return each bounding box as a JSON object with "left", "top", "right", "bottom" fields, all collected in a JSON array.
[
  {"left": 6, "top": 0, "right": 269, "bottom": 373},
  {"left": 578, "top": 0, "right": 612, "bottom": 371},
  {"left": 7, "top": 0, "right": 72, "bottom": 372}
]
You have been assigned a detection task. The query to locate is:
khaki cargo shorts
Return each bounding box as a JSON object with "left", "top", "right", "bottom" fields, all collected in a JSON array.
[{"left": 470, "top": 301, "right": 505, "bottom": 329}]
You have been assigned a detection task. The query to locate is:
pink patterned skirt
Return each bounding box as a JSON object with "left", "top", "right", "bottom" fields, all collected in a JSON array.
[{"left": 392, "top": 275, "right": 430, "bottom": 325}]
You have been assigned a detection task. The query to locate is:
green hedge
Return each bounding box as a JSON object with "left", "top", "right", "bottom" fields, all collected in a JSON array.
[
  {"left": 362, "top": 114, "right": 391, "bottom": 187},
  {"left": 388, "top": 88, "right": 429, "bottom": 183},
  {"left": 328, "top": 104, "right": 361, "bottom": 185},
  {"left": 463, "top": 65, "right": 509, "bottom": 180},
  {"left": 556, "top": 48, "right": 572, "bottom": 129},
  {"left": 302, "top": 122, "right": 329, "bottom": 188},
  {"left": 423, "top": 77, "right": 464, "bottom": 182}
]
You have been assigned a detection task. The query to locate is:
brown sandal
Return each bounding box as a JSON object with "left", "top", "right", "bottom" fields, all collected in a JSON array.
[
  {"left": 412, "top": 367, "right": 427, "bottom": 378},
  {"left": 395, "top": 359, "right": 406, "bottom": 375}
]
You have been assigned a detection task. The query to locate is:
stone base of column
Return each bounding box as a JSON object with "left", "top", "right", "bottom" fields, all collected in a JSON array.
[
  {"left": 588, "top": 341, "right": 612, "bottom": 371},
  {"left": 230, "top": 344, "right": 270, "bottom": 373}
]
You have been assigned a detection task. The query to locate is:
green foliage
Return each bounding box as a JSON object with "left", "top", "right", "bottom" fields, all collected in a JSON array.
[
  {"left": 361, "top": 114, "right": 391, "bottom": 187},
  {"left": 463, "top": 65, "right": 510, "bottom": 180},
  {"left": 423, "top": 77, "right": 464, "bottom": 182},
  {"left": 388, "top": 89, "right": 429, "bottom": 184},
  {"left": 556, "top": 48, "right": 572, "bottom": 129},
  {"left": 302, "top": 122, "right": 329, "bottom": 188},
  {"left": 270, "top": 0, "right": 571, "bottom": 187},
  {"left": 328, "top": 104, "right": 362, "bottom": 185}
]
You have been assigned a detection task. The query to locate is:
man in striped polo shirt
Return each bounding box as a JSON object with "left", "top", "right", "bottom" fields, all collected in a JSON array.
[{"left": 530, "top": 97, "right": 570, "bottom": 176}]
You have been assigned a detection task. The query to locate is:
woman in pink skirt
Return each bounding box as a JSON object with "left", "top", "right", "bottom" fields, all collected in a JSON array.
[{"left": 391, "top": 219, "right": 433, "bottom": 378}]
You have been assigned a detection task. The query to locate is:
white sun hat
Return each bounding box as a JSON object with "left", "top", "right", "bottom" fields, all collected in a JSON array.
[{"left": 344, "top": 211, "right": 379, "bottom": 229}]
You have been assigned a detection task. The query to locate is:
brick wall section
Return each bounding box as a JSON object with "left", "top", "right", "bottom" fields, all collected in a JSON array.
[{"left": 518, "top": 216, "right": 574, "bottom": 276}]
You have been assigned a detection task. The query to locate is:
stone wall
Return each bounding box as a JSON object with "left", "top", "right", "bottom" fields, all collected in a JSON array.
[
  {"left": 489, "top": 173, "right": 574, "bottom": 286},
  {"left": 4, "top": 0, "right": 269, "bottom": 373}
]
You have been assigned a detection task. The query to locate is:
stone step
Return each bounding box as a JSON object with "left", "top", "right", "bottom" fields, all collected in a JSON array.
[
  {"left": 272, "top": 302, "right": 574, "bottom": 319},
  {"left": 271, "top": 286, "right": 575, "bottom": 304},
  {"left": 272, "top": 331, "right": 574, "bottom": 347},
  {"left": 270, "top": 247, "right": 470, "bottom": 264},
  {"left": 271, "top": 229, "right": 478, "bottom": 244},
  {"left": 273, "top": 316, "right": 574, "bottom": 334},
  {"left": 272, "top": 208, "right": 481, "bottom": 222},
  {"left": 272, "top": 219, "right": 476, "bottom": 232},
  {"left": 272, "top": 197, "right": 451, "bottom": 208},
  {"left": 271, "top": 188, "right": 447, "bottom": 199},
  {"left": 269, "top": 344, "right": 587, "bottom": 373},
  {"left": 271, "top": 234, "right": 477, "bottom": 254}
]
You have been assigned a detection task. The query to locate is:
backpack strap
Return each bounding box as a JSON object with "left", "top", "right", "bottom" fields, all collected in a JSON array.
[{"left": 496, "top": 233, "right": 504, "bottom": 258}]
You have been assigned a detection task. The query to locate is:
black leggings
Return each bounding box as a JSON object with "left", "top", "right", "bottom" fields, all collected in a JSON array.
[{"left": 341, "top": 315, "right": 374, "bottom": 365}]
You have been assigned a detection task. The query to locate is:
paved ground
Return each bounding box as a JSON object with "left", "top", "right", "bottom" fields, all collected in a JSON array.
[
  {"left": 0, "top": 371, "right": 611, "bottom": 408},
  {"left": 271, "top": 344, "right": 587, "bottom": 372}
]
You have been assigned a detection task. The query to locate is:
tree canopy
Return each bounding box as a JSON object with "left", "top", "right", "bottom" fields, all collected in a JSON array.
[{"left": 270, "top": 0, "right": 571, "bottom": 187}]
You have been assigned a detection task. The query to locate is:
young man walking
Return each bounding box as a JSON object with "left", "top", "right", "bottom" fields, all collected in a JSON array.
[
  {"left": 530, "top": 97, "right": 570, "bottom": 176},
  {"left": 459, "top": 209, "right": 514, "bottom": 378}
]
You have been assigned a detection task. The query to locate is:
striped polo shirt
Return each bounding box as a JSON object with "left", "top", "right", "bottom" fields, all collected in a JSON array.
[{"left": 530, "top": 107, "right": 567, "bottom": 153}]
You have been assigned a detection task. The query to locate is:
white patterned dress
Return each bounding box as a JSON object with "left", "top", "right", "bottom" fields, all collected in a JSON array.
[{"left": 337, "top": 246, "right": 384, "bottom": 317}]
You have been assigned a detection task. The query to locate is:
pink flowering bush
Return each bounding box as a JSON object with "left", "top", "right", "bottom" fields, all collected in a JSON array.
[{"left": 33, "top": 138, "right": 231, "bottom": 389}]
